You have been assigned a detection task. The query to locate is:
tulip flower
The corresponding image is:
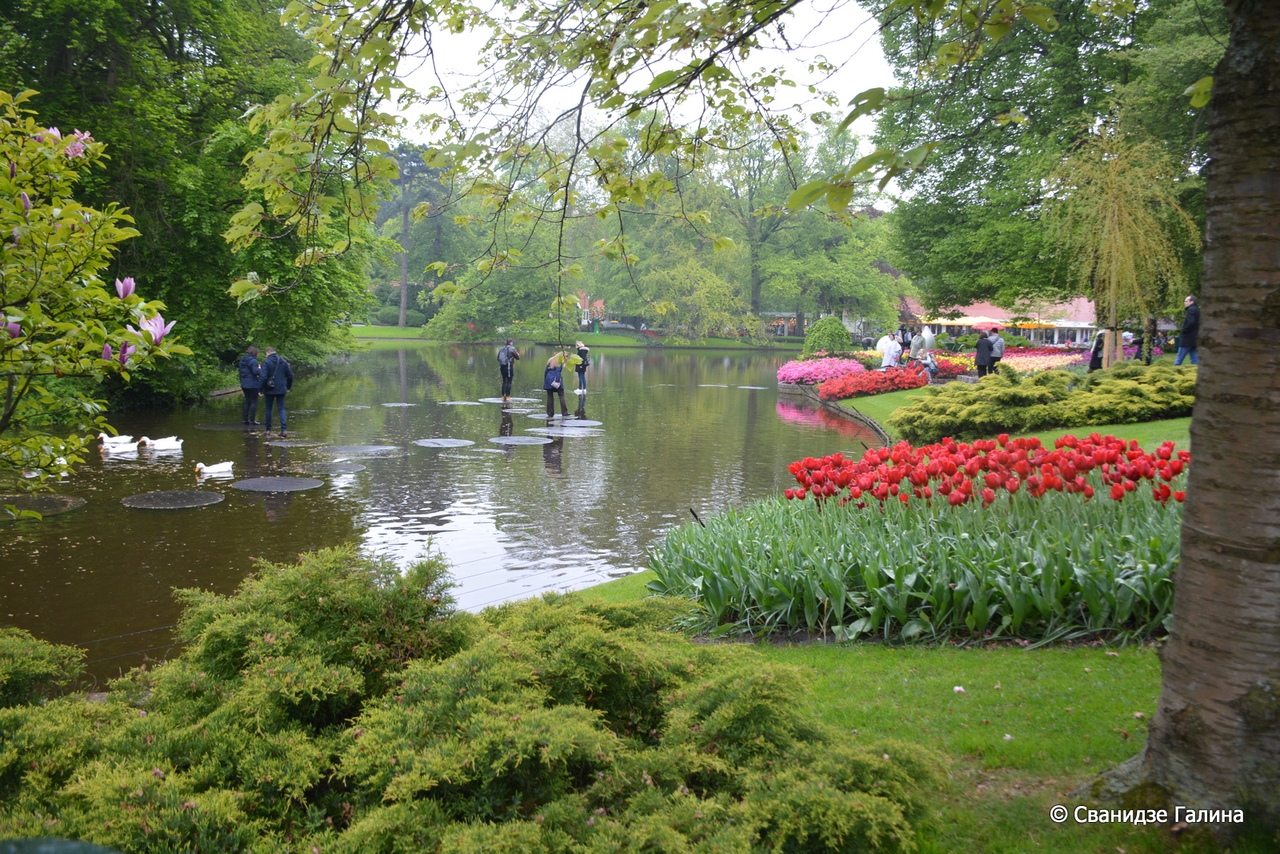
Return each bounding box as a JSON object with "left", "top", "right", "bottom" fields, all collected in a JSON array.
[
  {"left": 115, "top": 277, "right": 136, "bottom": 299},
  {"left": 139, "top": 313, "right": 175, "bottom": 344}
]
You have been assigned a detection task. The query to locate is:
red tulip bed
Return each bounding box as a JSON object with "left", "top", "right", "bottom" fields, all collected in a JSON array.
[
  {"left": 649, "top": 433, "right": 1187, "bottom": 643},
  {"left": 816, "top": 365, "right": 929, "bottom": 400}
]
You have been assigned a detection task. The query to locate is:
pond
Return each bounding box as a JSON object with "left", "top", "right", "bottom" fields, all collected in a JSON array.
[{"left": 1, "top": 343, "right": 880, "bottom": 679}]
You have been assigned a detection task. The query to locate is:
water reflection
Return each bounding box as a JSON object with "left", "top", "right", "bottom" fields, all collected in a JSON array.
[{"left": 1, "top": 344, "right": 873, "bottom": 677}]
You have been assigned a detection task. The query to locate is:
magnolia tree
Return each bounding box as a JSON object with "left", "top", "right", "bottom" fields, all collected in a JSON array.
[{"left": 1, "top": 90, "right": 190, "bottom": 492}]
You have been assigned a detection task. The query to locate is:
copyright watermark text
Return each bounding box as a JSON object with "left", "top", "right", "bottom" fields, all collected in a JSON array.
[{"left": 1050, "top": 805, "right": 1245, "bottom": 825}]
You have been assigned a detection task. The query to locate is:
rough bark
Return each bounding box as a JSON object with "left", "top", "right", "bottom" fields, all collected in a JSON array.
[{"left": 1134, "top": 0, "right": 1280, "bottom": 832}]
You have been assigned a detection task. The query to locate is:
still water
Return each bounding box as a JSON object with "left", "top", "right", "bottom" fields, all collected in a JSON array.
[{"left": 1, "top": 343, "right": 879, "bottom": 678}]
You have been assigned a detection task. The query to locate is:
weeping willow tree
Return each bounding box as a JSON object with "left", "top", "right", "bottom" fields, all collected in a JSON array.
[{"left": 1044, "top": 119, "right": 1200, "bottom": 366}]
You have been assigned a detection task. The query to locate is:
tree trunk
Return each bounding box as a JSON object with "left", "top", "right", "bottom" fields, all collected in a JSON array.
[
  {"left": 1133, "top": 0, "right": 1280, "bottom": 833},
  {"left": 398, "top": 199, "right": 410, "bottom": 328}
]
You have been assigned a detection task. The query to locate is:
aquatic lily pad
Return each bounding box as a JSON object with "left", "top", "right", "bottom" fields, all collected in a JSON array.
[
  {"left": 413, "top": 438, "right": 475, "bottom": 448},
  {"left": 322, "top": 445, "right": 402, "bottom": 456},
  {"left": 230, "top": 477, "right": 325, "bottom": 493},
  {"left": 122, "top": 490, "right": 224, "bottom": 509},
  {"left": 488, "top": 436, "right": 553, "bottom": 445},
  {"left": 0, "top": 494, "right": 88, "bottom": 519}
]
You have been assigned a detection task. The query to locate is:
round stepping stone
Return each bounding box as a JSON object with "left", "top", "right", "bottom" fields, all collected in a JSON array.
[
  {"left": 562, "top": 418, "right": 602, "bottom": 427},
  {"left": 509, "top": 397, "right": 541, "bottom": 403},
  {"left": 527, "top": 427, "right": 604, "bottom": 438},
  {"left": 698, "top": 384, "right": 730, "bottom": 388},
  {"left": 195, "top": 423, "right": 262, "bottom": 431},
  {"left": 230, "top": 477, "right": 324, "bottom": 493},
  {"left": 0, "top": 494, "right": 88, "bottom": 519},
  {"left": 300, "top": 462, "right": 366, "bottom": 475},
  {"left": 413, "top": 438, "right": 475, "bottom": 448},
  {"left": 439, "top": 400, "right": 483, "bottom": 406},
  {"left": 266, "top": 439, "right": 325, "bottom": 447},
  {"left": 324, "top": 405, "right": 371, "bottom": 411},
  {"left": 477, "top": 397, "right": 509, "bottom": 404},
  {"left": 489, "top": 436, "right": 553, "bottom": 446},
  {"left": 737, "top": 385, "right": 768, "bottom": 389},
  {"left": 122, "top": 490, "right": 224, "bottom": 509},
  {"left": 321, "top": 445, "right": 402, "bottom": 456},
  {"left": 381, "top": 402, "right": 417, "bottom": 407}
]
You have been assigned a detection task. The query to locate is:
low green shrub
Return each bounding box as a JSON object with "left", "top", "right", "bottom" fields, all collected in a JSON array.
[
  {"left": 801, "top": 316, "right": 853, "bottom": 358},
  {"left": 0, "top": 553, "right": 943, "bottom": 853},
  {"left": 0, "top": 628, "right": 85, "bottom": 708},
  {"left": 887, "top": 363, "right": 1196, "bottom": 445}
]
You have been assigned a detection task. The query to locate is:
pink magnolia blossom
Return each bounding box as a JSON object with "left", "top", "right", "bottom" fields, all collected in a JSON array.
[
  {"left": 103, "top": 343, "right": 113, "bottom": 361},
  {"left": 5, "top": 321, "right": 20, "bottom": 339},
  {"left": 117, "top": 342, "right": 136, "bottom": 365},
  {"left": 140, "top": 313, "right": 175, "bottom": 344},
  {"left": 115, "top": 277, "right": 136, "bottom": 299},
  {"left": 20, "top": 192, "right": 30, "bottom": 216}
]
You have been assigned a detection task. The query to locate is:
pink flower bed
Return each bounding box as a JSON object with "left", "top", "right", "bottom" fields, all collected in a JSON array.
[
  {"left": 1002, "top": 347, "right": 1089, "bottom": 372},
  {"left": 777, "top": 358, "right": 867, "bottom": 385}
]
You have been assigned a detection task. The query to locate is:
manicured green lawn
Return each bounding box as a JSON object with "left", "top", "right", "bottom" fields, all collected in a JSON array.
[
  {"left": 346, "top": 324, "right": 425, "bottom": 339},
  {"left": 838, "top": 387, "right": 1191, "bottom": 450},
  {"left": 574, "top": 576, "right": 1252, "bottom": 852}
]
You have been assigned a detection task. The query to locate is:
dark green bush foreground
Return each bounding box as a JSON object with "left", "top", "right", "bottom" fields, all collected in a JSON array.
[
  {"left": 0, "top": 547, "right": 942, "bottom": 853},
  {"left": 887, "top": 362, "right": 1196, "bottom": 445},
  {"left": 649, "top": 490, "right": 1180, "bottom": 643}
]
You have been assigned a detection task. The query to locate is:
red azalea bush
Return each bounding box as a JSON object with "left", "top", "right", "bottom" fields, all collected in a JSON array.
[
  {"left": 784, "top": 433, "right": 1189, "bottom": 509},
  {"left": 816, "top": 365, "right": 929, "bottom": 400}
]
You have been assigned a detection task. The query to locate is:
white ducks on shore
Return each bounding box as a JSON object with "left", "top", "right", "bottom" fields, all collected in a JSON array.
[
  {"left": 194, "top": 461, "right": 234, "bottom": 476},
  {"left": 138, "top": 436, "right": 183, "bottom": 451}
]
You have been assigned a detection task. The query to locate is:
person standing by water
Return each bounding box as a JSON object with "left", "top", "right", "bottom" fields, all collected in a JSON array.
[
  {"left": 544, "top": 352, "right": 570, "bottom": 418},
  {"left": 260, "top": 346, "right": 294, "bottom": 436},
  {"left": 574, "top": 340, "right": 591, "bottom": 393},
  {"left": 238, "top": 345, "right": 262, "bottom": 425},
  {"left": 497, "top": 338, "right": 520, "bottom": 404},
  {"left": 975, "top": 330, "right": 994, "bottom": 378},
  {"left": 1175, "top": 295, "right": 1200, "bottom": 366}
]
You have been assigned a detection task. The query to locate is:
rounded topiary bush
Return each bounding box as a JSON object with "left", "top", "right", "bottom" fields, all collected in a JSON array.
[{"left": 802, "top": 316, "right": 853, "bottom": 358}]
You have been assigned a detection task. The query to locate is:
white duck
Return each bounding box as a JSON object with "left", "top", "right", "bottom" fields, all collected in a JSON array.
[
  {"left": 138, "top": 436, "right": 183, "bottom": 450},
  {"left": 97, "top": 432, "right": 135, "bottom": 449},
  {"left": 194, "top": 461, "right": 234, "bottom": 475}
]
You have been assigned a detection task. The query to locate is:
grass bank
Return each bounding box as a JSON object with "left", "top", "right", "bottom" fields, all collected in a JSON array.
[
  {"left": 575, "top": 575, "right": 1254, "bottom": 852},
  {"left": 840, "top": 387, "right": 1191, "bottom": 450}
]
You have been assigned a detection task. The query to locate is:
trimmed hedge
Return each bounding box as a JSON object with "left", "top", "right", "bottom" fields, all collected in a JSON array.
[{"left": 887, "top": 362, "right": 1196, "bottom": 445}]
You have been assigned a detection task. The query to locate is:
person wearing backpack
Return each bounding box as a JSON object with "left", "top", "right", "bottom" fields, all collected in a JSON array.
[
  {"left": 497, "top": 338, "right": 520, "bottom": 404},
  {"left": 574, "top": 340, "right": 591, "bottom": 393},
  {"left": 260, "top": 346, "right": 294, "bottom": 436}
]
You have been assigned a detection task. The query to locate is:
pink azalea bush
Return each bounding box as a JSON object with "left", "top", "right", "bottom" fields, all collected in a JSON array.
[{"left": 777, "top": 357, "right": 867, "bottom": 385}]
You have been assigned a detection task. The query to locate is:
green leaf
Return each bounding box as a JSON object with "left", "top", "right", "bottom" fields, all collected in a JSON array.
[
  {"left": 786, "top": 180, "right": 829, "bottom": 211},
  {"left": 835, "top": 88, "right": 886, "bottom": 135},
  {"left": 1020, "top": 3, "right": 1059, "bottom": 31},
  {"left": 1183, "top": 76, "right": 1213, "bottom": 109}
]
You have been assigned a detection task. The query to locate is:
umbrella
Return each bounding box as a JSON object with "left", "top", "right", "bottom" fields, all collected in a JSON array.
[{"left": 972, "top": 321, "right": 1003, "bottom": 331}]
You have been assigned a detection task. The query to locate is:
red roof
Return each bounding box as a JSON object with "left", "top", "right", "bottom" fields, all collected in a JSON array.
[{"left": 910, "top": 297, "right": 1097, "bottom": 325}]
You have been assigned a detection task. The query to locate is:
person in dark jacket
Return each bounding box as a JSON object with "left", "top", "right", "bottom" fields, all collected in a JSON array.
[
  {"left": 974, "top": 330, "right": 994, "bottom": 377},
  {"left": 574, "top": 340, "right": 591, "bottom": 393},
  {"left": 543, "top": 353, "right": 569, "bottom": 418},
  {"left": 497, "top": 338, "right": 520, "bottom": 404},
  {"left": 1088, "top": 331, "right": 1106, "bottom": 372},
  {"left": 1175, "top": 295, "right": 1200, "bottom": 366},
  {"left": 238, "top": 346, "right": 262, "bottom": 425},
  {"left": 260, "top": 346, "right": 295, "bottom": 435}
]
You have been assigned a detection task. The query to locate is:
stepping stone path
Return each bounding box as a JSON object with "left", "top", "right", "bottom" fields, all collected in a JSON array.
[
  {"left": 489, "top": 436, "right": 553, "bottom": 445},
  {"left": 1, "top": 494, "right": 88, "bottom": 518},
  {"left": 121, "top": 490, "right": 224, "bottom": 509},
  {"left": 231, "top": 477, "right": 325, "bottom": 493},
  {"left": 413, "top": 438, "right": 475, "bottom": 448}
]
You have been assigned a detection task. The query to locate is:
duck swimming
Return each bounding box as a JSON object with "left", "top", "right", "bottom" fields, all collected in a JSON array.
[
  {"left": 139, "top": 436, "right": 183, "bottom": 450},
  {"left": 194, "top": 461, "right": 234, "bottom": 475}
]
